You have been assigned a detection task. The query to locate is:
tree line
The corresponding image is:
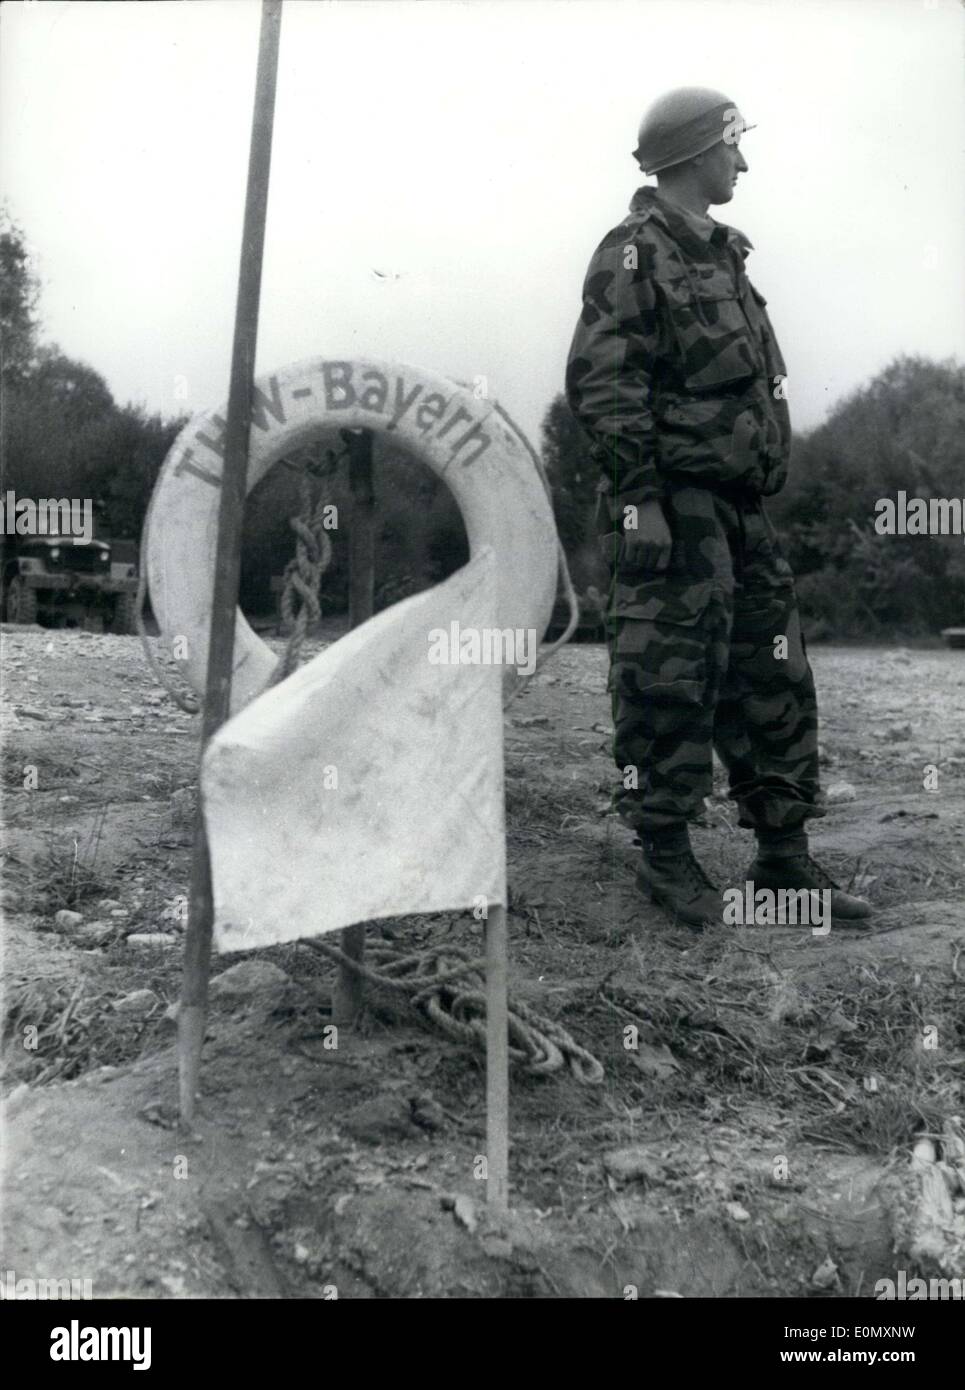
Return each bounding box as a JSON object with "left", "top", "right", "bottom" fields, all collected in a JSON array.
[
  {"left": 3, "top": 208, "right": 962, "bottom": 637},
  {"left": 542, "top": 354, "right": 965, "bottom": 640},
  {"left": 1, "top": 211, "right": 186, "bottom": 550},
  {"left": 0, "top": 210, "right": 468, "bottom": 617}
]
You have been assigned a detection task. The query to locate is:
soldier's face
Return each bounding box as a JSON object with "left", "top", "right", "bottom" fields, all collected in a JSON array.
[{"left": 698, "top": 139, "right": 749, "bottom": 205}]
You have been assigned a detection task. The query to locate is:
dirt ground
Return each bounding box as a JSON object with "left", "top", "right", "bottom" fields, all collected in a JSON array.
[{"left": 2, "top": 623, "right": 964, "bottom": 1299}]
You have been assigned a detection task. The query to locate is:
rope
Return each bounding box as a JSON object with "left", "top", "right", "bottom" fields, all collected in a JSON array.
[
  {"left": 136, "top": 464, "right": 333, "bottom": 709},
  {"left": 268, "top": 472, "right": 333, "bottom": 687},
  {"left": 304, "top": 935, "right": 604, "bottom": 1084},
  {"left": 490, "top": 399, "right": 580, "bottom": 689}
]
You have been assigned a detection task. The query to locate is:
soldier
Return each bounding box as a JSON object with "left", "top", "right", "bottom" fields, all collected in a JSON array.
[{"left": 565, "top": 87, "right": 872, "bottom": 931}]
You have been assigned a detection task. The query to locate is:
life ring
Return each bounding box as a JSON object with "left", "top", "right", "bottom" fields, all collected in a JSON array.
[{"left": 146, "top": 357, "right": 558, "bottom": 714}]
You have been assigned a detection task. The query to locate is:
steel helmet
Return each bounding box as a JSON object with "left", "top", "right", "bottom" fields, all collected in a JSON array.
[{"left": 633, "top": 87, "right": 755, "bottom": 175}]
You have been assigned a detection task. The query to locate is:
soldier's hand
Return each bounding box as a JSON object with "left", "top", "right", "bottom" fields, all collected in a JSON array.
[{"left": 622, "top": 500, "right": 672, "bottom": 572}]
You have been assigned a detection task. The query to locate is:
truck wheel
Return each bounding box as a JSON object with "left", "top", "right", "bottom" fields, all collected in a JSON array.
[
  {"left": 5, "top": 577, "right": 38, "bottom": 625},
  {"left": 111, "top": 592, "right": 138, "bottom": 634}
]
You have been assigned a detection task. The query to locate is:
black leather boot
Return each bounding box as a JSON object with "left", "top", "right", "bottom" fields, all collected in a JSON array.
[
  {"left": 636, "top": 827, "right": 725, "bottom": 932},
  {"left": 747, "top": 831, "right": 873, "bottom": 922}
]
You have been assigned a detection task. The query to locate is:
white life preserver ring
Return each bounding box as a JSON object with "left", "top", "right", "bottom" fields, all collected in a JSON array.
[{"left": 146, "top": 357, "right": 558, "bottom": 715}]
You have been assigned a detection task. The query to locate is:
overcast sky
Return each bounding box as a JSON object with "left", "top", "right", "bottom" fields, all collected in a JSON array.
[{"left": 2, "top": 0, "right": 962, "bottom": 449}]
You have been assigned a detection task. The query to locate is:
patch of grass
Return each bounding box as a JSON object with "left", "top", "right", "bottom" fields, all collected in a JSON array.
[
  {"left": 866, "top": 846, "right": 965, "bottom": 904},
  {"left": 16, "top": 817, "right": 112, "bottom": 915},
  {"left": 801, "top": 1090, "right": 944, "bottom": 1156},
  {"left": 504, "top": 772, "right": 572, "bottom": 833},
  {"left": 2, "top": 973, "right": 172, "bottom": 1087},
  {"left": 588, "top": 941, "right": 962, "bottom": 1159},
  {"left": 1, "top": 747, "right": 82, "bottom": 791}
]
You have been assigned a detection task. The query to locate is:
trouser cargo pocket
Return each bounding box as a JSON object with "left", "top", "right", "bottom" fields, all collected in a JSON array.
[
  {"left": 607, "top": 579, "right": 723, "bottom": 833},
  {"left": 607, "top": 578, "right": 716, "bottom": 712}
]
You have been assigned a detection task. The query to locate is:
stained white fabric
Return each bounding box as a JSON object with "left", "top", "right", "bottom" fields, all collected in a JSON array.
[{"left": 203, "top": 547, "right": 506, "bottom": 951}]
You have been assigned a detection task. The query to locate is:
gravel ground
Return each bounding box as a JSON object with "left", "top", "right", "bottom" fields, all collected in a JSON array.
[{"left": 2, "top": 624, "right": 964, "bottom": 1297}]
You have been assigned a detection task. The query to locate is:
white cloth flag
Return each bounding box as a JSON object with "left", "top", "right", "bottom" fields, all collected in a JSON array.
[{"left": 202, "top": 546, "right": 506, "bottom": 951}]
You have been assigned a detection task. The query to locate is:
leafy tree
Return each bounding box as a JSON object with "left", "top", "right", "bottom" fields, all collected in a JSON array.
[
  {"left": 0, "top": 208, "right": 40, "bottom": 382},
  {"left": 0, "top": 216, "right": 184, "bottom": 539},
  {"left": 26, "top": 346, "right": 116, "bottom": 426},
  {"left": 2, "top": 347, "right": 117, "bottom": 498},
  {"left": 772, "top": 355, "right": 965, "bottom": 637},
  {"left": 75, "top": 403, "right": 187, "bottom": 539}
]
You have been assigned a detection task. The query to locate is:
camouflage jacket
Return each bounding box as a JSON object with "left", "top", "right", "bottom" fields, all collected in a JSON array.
[{"left": 565, "top": 186, "right": 791, "bottom": 513}]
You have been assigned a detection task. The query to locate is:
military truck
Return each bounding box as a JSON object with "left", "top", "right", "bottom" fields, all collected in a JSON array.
[{"left": 0, "top": 526, "right": 139, "bottom": 633}]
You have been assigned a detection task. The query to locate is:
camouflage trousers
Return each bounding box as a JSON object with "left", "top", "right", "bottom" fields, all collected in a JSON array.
[{"left": 602, "top": 485, "right": 825, "bottom": 835}]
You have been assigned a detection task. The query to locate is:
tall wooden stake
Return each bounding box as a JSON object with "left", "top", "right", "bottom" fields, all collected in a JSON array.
[
  {"left": 332, "top": 429, "right": 374, "bottom": 1027},
  {"left": 178, "top": 0, "right": 283, "bottom": 1123},
  {"left": 485, "top": 901, "right": 510, "bottom": 1216}
]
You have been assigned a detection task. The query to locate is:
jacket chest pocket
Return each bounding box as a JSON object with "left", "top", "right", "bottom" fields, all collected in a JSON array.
[{"left": 659, "top": 268, "right": 758, "bottom": 391}]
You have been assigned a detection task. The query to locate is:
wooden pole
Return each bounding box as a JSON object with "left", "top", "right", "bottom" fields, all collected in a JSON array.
[
  {"left": 178, "top": 0, "right": 283, "bottom": 1124},
  {"left": 485, "top": 901, "right": 510, "bottom": 1216},
  {"left": 332, "top": 430, "right": 374, "bottom": 1026}
]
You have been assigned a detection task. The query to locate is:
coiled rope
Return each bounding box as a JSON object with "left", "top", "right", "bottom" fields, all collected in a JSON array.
[
  {"left": 135, "top": 462, "right": 333, "bottom": 712},
  {"left": 268, "top": 471, "right": 333, "bottom": 687},
  {"left": 304, "top": 935, "right": 603, "bottom": 1083}
]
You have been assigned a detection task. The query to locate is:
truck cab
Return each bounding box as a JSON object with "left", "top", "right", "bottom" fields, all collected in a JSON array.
[{"left": 0, "top": 525, "right": 139, "bottom": 632}]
